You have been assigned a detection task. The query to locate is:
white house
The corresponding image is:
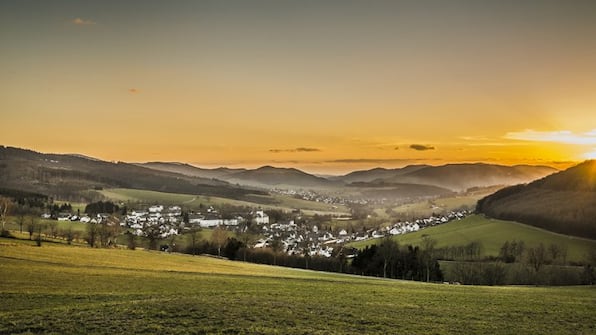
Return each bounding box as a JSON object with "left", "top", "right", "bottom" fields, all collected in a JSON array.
[
  {"left": 148, "top": 205, "right": 163, "bottom": 213},
  {"left": 131, "top": 210, "right": 148, "bottom": 217},
  {"left": 254, "top": 210, "right": 269, "bottom": 224}
]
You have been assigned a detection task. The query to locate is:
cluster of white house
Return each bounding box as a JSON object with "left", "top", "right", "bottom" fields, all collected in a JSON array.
[
  {"left": 187, "top": 209, "right": 270, "bottom": 228},
  {"left": 254, "top": 221, "right": 337, "bottom": 258},
  {"left": 253, "top": 210, "right": 470, "bottom": 258},
  {"left": 46, "top": 212, "right": 112, "bottom": 224},
  {"left": 124, "top": 205, "right": 271, "bottom": 238},
  {"left": 43, "top": 202, "right": 468, "bottom": 256},
  {"left": 124, "top": 205, "right": 182, "bottom": 237}
]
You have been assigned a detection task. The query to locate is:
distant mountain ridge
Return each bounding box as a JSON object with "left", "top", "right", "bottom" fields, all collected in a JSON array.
[
  {"left": 0, "top": 146, "right": 266, "bottom": 202},
  {"left": 477, "top": 160, "right": 596, "bottom": 239},
  {"left": 140, "top": 161, "right": 555, "bottom": 191},
  {"left": 138, "top": 162, "right": 335, "bottom": 188},
  {"left": 0, "top": 145, "right": 561, "bottom": 203},
  {"left": 138, "top": 162, "right": 246, "bottom": 180},
  {"left": 332, "top": 165, "right": 430, "bottom": 183},
  {"left": 337, "top": 163, "right": 556, "bottom": 191},
  {"left": 225, "top": 166, "right": 338, "bottom": 188}
]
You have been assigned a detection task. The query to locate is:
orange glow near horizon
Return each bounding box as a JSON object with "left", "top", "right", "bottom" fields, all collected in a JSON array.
[
  {"left": 1, "top": 2, "right": 596, "bottom": 174},
  {"left": 584, "top": 150, "right": 596, "bottom": 160}
]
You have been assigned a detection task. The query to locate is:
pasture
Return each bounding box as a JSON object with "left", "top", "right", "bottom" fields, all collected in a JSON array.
[
  {"left": 389, "top": 194, "right": 485, "bottom": 218},
  {"left": 99, "top": 188, "right": 348, "bottom": 215},
  {"left": 1, "top": 239, "right": 595, "bottom": 334},
  {"left": 349, "top": 215, "right": 596, "bottom": 263}
]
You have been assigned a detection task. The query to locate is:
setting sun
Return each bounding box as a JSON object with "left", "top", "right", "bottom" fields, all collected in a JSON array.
[
  {"left": 1, "top": 1, "right": 595, "bottom": 173},
  {"left": 584, "top": 150, "right": 596, "bottom": 160}
]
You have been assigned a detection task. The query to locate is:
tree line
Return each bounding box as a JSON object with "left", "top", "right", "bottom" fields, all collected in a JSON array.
[{"left": 445, "top": 239, "right": 594, "bottom": 286}]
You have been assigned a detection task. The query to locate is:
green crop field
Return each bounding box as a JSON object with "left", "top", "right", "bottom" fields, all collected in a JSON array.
[
  {"left": 1, "top": 239, "right": 595, "bottom": 335},
  {"left": 99, "top": 188, "right": 348, "bottom": 215},
  {"left": 349, "top": 215, "right": 596, "bottom": 263}
]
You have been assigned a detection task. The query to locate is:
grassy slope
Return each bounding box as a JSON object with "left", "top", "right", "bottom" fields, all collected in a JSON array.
[
  {"left": 1, "top": 240, "right": 595, "bottom": 335},
  {"left": 389, "top": 195, "right": 479, "bottom": 217},
  {"left": 99, "top": 188, "right": 348, "bottom": 215},
  {"left": 5, "top": 218, "right": 88, "bottom": 234},
  {"left": 349, "top": 215, "right": 596, "bottom": 262}
]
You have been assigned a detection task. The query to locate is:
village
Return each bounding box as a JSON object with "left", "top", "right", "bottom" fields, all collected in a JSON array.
[{"left": 50, "top": 202, "right": 469, "bottom": 258}]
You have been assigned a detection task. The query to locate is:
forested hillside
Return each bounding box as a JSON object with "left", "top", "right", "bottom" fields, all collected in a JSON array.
[
  {"left": 0, "top": 146, "right": 267, "bottom": 202},
  {"left": 477, "top": 161, "right": 596, "bottom": 239}
]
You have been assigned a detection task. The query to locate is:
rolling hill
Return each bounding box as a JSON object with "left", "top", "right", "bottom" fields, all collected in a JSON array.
[
  {"left": 349, "top": 215, "right": 596, "bottom": 263},
  {"left": 333, "top": 165, "right": 430, "bottom": 183},
  {"left": 138, "top": 162, "right": 246, "bottom": 179},
  {"left": 141, "top": 162, "right": 556, "bottom": 194},
  {"left": 141, "top": 162, "right": 341, "bottom": 189},
  {"left": 477, "top": 160, "right": 596, "bottom": 239},
  {"left": 0, "top": 146, "right": 266, "bottom": 202},
  {"left": 225, "top": 165, "right": 340, "bottom": 189},
  {"left": 0, "top": 145, "right": 562, "bottom": 206},
  {"left": 355, "top": 183, "right": 454, "bottom": 200},
  {"left": 369, "top": 163, "right": 557, "bottom": 191}
]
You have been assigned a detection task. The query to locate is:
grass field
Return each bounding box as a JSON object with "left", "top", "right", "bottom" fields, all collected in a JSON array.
[
  {"left": 389, "top": 194, "right": 484, "bottom": 218},
  {"left": 99, "top": 188, "right": 348, "bottom": 215},
  {"left": 352, "top": 193, "right": 488, "bottom": 226},
  {"left": 349, "top": 215, "right": 596, "bottom": 263},
  {"left": 1, "top": 239, "right": 595, "bottom": 335},
  {"left": 4, "top": 218, "right": 88, "bottom": 234}
]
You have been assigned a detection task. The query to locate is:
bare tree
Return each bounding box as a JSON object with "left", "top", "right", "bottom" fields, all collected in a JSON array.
[
  {"left": 86, "top": 223, "right": 98, "bottom": 247},
  {"left": 26, "top": 216, "right": 37, "bottom": 240},
  {"left": 548, "top": 243, "right": 567, "bottom": 265},
  {"left": 125, "top": 231, "right": 137, "bottom": 250},
  {"left": 421, "top": 235, "right": 437, "bottom": 282},
  {"left": 238, "top": 232, "right": 256, "bottom": 262},
  {"left": 378, "top": 238, "right": 399, "bottom": 278},
  {"left": 526, "top": 243, "right": 547, "bottom": 272},
  {"left": 64, "top": 228, "right": 75, "bottom": 245},
  {"left": 269, "top": 239, "right": 283, "bottom": 265},
  {"left": 168, "top": 234, "right": 177, "bottom": 253},
  {"left": 35, "top": 220, "right": 45, "bottom": 247},
  {"left": 303, "top": 248, "right": 311, "bottom": 270},
  {"left": 16, "top": 213, "right": 26, "bottom": 234},
  {"left": 47, "top": 221, "right": 58, "bottom": 239},
  {"left": 144, "top": 224, "right": 161, "bottom": 250},
  {"left": 187, "top": 227, "right": 202, "bottom": 255},
  {"left": 0, "top": 197, "right": 13, "bottom": 232},
  {"left": 211, "top": 226, "right": 227, "bottom": 257}
]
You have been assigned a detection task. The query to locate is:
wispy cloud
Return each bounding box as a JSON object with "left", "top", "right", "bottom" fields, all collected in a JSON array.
[
  {"left": 269, "top": 147, "right": 321, "bottom": 153},
  {"left": 326, "top": 158, "right": 434, "bottom": 164},
  {"left": 72, "top": 18, "right": 96, "bottom": 25},
  {"left": 271, "top": 160, "right": 302, "bottom": 164},
  {"left": 410, "top": 144, "right": 435, "bottom": 151},
  {"left": 459, "top": 136, "right": 491, "bottom": 141},
  {"left": 128, "top": 88, "right": 140, "bottom": 94},
  {"left": 505, "top": 129, "right": 596, "bottom": 145}
]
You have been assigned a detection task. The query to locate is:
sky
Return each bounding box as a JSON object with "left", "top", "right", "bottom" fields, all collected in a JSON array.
[{"left": 1, "top": 0, "right": 596, "bottom": 174}]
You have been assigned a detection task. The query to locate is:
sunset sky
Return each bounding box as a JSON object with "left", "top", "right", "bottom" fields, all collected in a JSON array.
[{"left": 1, "top": 1, "right": 596, "bottom": 174}]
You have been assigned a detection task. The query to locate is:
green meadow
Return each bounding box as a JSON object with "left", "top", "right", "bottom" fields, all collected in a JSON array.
[
  {"left": 390, "top": 194, "right": 480, "bottom": 217},
  {"left": 4, "top": 218, "right": 88, "bottom": 236},
  {"left": 1, "top": 239, "right": 595, "bottom": 335},
  {"left": 99, "top": 188, "right": 348, "bottom": 215},
  {"left": 349, "top": 215, "right": 596, "bottom": 263}
]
